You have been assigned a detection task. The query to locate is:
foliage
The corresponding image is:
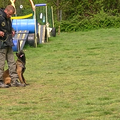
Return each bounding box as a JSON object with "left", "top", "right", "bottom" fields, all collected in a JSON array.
[
  {"left": 60, "top": 10, "right": 120, "bottom": 32},
  {"left": 1, "top": 0, "right": 120, "bottom": 31},
  {"left": 45, "top": 0, "right": 120, "bottom": 31}
]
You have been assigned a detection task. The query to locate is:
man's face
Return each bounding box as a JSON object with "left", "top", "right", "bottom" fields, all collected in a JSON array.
[{"left": 6, "top": 10, "right": 14, "bottom": 18}]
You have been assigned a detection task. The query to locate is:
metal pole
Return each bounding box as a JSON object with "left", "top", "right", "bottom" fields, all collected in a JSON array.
[
  {"left": 34, "top": 6, "right": 37, "bottom": 47},
  {"left": 51, "top": 6, "right": 54, "bottom": 28},
  {"left": 46, "top": 5, "right": 48, "bottom": 42}
]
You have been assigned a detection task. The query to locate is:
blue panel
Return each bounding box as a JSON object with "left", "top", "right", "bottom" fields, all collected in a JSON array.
[
  {"left": 12, "top": 19, "right": 36, "bottom": 33},
  {"left": 12, "top": 39, "right": 18, "bottom": 52},
  {"left": 35, "top": 4, "right": 46, "bottom": 7}
]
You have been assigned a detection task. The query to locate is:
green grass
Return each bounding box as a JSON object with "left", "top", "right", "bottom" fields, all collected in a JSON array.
[{"left": 1, "top": 28, "right": 120, "bottom": 120}]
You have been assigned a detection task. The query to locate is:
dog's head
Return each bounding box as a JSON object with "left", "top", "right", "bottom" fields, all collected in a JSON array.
[{"left": 16, "top": 50, "right": 26, "bottom": 64}]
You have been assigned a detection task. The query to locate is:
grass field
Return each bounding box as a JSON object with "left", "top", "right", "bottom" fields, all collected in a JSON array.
[{"left": 1, "top": 28, "right": 120, "bottom": 120}]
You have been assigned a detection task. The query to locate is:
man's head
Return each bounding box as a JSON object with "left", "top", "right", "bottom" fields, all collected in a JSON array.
[{"left": 4, "top": 5, "right": 15, "bottom": 18}]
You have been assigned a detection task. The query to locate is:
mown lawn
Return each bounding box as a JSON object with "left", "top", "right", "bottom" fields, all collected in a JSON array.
[{"left": 0, "top": 28, "right": 120, "bottom": 120}]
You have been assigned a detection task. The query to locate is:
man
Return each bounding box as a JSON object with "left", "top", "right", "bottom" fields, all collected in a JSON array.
[{"left": 0, "top": 5, "right": 25, "bottom": 88}]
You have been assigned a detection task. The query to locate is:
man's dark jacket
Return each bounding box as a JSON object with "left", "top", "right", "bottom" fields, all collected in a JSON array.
[{"left": 0, "top": 8, "right": 14, "bottom": 48}]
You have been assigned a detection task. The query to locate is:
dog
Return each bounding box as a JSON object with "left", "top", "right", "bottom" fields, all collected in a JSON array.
[{"left": 3, "top": 50, "right": 27, "bottom": 85}]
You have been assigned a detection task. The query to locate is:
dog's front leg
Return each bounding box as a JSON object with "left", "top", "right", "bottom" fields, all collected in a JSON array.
[{"left": 21, "top": 73, "right": 28, "bottom": 85}]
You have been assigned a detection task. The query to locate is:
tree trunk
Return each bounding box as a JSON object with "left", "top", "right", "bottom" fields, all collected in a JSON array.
[{"left": 57, "top": 0, "right": 60, "bottom": 21}]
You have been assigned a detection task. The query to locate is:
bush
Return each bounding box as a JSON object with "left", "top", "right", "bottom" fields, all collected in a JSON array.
[{"left": 57, "top": 10, "right": 120, "bottom": 32}]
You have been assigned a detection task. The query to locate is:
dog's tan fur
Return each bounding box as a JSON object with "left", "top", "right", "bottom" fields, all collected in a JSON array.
[
  {"left": 3, "top": 51, "right": 27, "bottom": 85},
  {"left": 3, "top": 69, "right": 11, "bottom": 85}
]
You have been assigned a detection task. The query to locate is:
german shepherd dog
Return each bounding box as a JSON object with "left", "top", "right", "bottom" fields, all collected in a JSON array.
[{"left": 3, "top": 50, "right": 27, "bottom": 85}]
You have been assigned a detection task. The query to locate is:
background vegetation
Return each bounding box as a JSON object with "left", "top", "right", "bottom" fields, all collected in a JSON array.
[{"left": 2, "top": 0, "right": 120, "bottom": 31}]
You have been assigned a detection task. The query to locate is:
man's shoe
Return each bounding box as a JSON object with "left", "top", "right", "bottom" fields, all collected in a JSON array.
[
  {"left": 11, "top": 81, "right": 26, "bottom": 87},
  {"left": 0, "top": 82, "right": 9, "bottom": 88}
]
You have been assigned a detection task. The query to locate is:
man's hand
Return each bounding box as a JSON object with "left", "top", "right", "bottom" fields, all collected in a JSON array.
[
  {"left": 12, "top": 30, "right": 15, "bottom": 37},
  {"left": 0, "top": 31, "right": 4, "bottom": 37}
]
